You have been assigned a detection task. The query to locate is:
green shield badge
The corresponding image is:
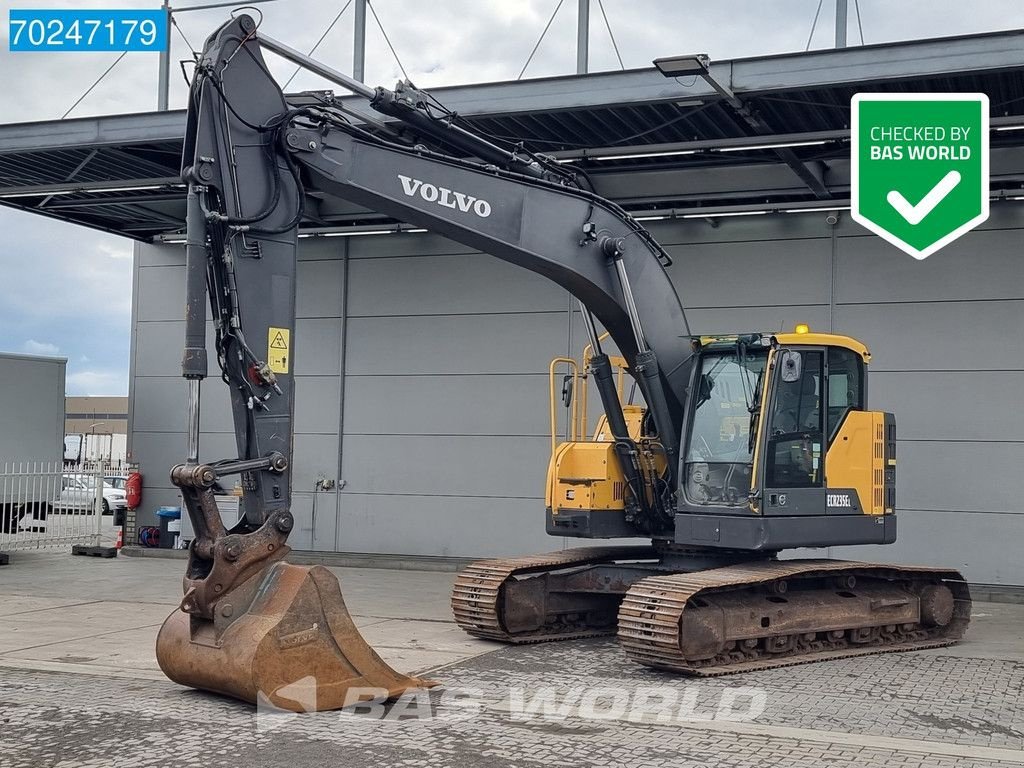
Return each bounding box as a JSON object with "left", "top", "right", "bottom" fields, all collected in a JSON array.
[{"left": 851, "top": 93, "right": 989, "bottom": 260}]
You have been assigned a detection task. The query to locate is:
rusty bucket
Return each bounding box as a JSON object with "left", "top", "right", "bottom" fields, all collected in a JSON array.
[{"left": 156, "top": 562, "right": 434, "bottom": 712}]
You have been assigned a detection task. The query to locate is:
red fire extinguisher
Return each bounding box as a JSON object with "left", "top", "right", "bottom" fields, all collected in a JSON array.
[{"left": 126, "top": 471, "right": 143, "bottom": 510}]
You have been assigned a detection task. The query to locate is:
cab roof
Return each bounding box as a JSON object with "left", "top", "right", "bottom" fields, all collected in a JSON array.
[
  {"left": 696, "top": 330, "right": 871, "bottom": 363},
  {"left": 774, "top": 332, "right": 870, "bottom": 362}
]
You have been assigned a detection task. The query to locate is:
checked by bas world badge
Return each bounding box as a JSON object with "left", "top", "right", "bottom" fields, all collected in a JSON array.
[{"left": 851, "top": 93, "right": 989, "bottom": 260}]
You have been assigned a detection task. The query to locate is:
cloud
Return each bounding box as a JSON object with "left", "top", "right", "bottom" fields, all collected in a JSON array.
[
  {"left": 66, "top": 369, "right": 127, "bottom": 397},
  {"left": 23, "top": 339, "right": 61, "bottom": 356},
  {"left": 0, "top": 208, "right": 133, "bottom": 398}
]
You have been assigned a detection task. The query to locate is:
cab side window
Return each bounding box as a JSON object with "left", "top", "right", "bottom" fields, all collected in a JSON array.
[{"left": 826, "top": 348, "right": 864, "bottom": 440}]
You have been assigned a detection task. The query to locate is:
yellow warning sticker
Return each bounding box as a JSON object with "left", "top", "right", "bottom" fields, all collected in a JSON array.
[{"left": 268, "top": 327, "right": 290, "bottom": 374}]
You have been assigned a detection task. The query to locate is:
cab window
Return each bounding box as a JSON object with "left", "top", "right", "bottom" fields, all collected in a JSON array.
[
  {"left": 766, "top": 350, "right": 823, "bottom": 488},
  {"left": 826, "top": 347, "right": 864, "bottom": 439},
  {"left": 683, "top": 350, "right": 766, "bottom": 507}
]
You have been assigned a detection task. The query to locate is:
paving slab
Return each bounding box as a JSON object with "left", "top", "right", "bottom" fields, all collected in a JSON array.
[
  {"left": 0, "top": 549, "right": 458, "bottom": 616},
  {"left": 0, "top": 602, "right": 171, "bottom": 654},
  {"left": 3, "top": 624, "right": 170, "bottom": 672},
  {"left": 0, "top": 596, "right": 102, "bottom": 618},
  {"left": 1, "top": 550, "right": 1023, "bottom": 767},
  {"left": 929, "top": 602, "right": 1024, "bottom": 661},
  {"left": 0, "top": 551, "right": 469, "bottom": 680}
]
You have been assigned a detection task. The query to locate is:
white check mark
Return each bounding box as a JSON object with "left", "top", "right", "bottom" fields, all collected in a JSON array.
[{"left": 886, "top": 170, "right": 961, "bottom": 225}]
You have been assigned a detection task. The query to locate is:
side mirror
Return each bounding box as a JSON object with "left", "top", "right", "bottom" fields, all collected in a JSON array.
[
  {"left": 779, "top": 350, "right": 802, "bottom": 383},
  {"left": 561, "top": 374, "right": 574, "bottom": 407},
  {"left": 696, "top": 373, "right": 715, "bottom": 407}
]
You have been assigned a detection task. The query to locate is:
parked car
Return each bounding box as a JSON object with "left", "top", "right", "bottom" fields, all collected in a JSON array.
[
  {"left": 56, "top": 474, "right": 128, "bottom": 517},
  {"left": 105, "top": 475, "right": 127, "bottom": 490},
  {"left": 105, "top": 475, "right": 129, "bottom": 526}
]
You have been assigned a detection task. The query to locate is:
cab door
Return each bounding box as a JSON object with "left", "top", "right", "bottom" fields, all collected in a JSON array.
[
  {"left": 761, "top": 346, "right": 865, "bottom": 515},
  {"left": 762, "top": 349, "right": 824, "bottom": 514}
]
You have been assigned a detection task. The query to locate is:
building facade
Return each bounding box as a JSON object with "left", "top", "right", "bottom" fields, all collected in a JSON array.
[
  {"left": 129, "top": 204, "right": 1024, "bottom": 587},
  {"left": 65, "top": 396, "right": 129, "bottom": 435}
]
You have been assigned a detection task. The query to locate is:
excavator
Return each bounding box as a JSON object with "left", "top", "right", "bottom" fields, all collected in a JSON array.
[{"left": 156, "top": 14, "right": 971, "bottom": 711}]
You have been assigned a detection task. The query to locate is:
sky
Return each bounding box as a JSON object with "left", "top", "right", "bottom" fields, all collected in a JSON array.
[{"left": 1, "top": 0, "right": 1022, "bottom": 396}]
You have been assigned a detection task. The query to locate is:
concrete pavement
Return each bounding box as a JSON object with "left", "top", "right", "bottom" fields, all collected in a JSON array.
[
  {"left": 0, "top": 548, "right": 494, "bottom": 680},
  {"left": 1, "top": 548, "right": 1023, "bottom": 767}
]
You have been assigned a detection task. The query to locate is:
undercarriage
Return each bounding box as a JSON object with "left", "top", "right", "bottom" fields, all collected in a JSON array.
[{"left": 452, "top": 546, "right": 971, "bottom": 674}]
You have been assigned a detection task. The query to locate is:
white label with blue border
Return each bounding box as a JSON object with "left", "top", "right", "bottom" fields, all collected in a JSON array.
[{"left": 9, "top": 9, "right": 167, "bottom": 52}]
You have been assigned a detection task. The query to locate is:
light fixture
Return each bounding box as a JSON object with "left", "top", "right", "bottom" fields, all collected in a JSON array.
[
  {"left": 718, "top": 140, "right": 828, "bottom": 152},
  {"left": 297, "top": 225, "right": 430, "bottom": 238},
  {"left": 995, "top": 125, "right": 1024, "bottom": 132},
  {"left": 0, "top": 183, "right": 181, "bottom": 199},
  {"left": 783, "top": 206, "right": 851, "bottom": 214},
  {"left": 86, "top": 184, "right": 182, "bottom": 193},
  {"left": 632, "top": 215, "right": 668, "bottom": 222},
  {"left": 299, "top": 229, "right": 394, "bottom": 238},
  {"left": 794, "top": 323, "right": 810, "bottom": 335},
  {"left": 653, "top": 54, "right": 710, "bottom": 77},
  {"left": 157, "top": 223, "right": 430, "bottom": 243},
  {"left": 1, "top": 191, "right": 50, "bottom": 199},
  {"left": 589, "top": 149, "right": 700, "bottom": 162},
  {"left": 680, "top": 210, "right": 768, "bottom": 219}
]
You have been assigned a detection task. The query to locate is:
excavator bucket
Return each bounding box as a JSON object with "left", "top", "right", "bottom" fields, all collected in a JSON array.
[{"left": 156, "top": 561, "right": 435, "bottom": 712}]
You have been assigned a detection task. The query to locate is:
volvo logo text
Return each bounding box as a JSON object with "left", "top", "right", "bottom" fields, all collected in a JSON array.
[{"left": 398, "top": 174, "right": 492, "bottom": 218}]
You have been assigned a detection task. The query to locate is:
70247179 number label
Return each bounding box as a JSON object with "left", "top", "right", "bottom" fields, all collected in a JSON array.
[{"left": 9, "top": 9, "right": 167, "bottom": 52}]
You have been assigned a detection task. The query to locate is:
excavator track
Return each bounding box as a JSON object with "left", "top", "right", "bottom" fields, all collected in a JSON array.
[
  {"left": 618, "top": 559, "right": 971, "bottom": 676},
  {"left": 452, "top": 545, "right": 658, "bottom": 643},
  {"left": 454, "top": 552, "right": 971, "bottom": 675}
]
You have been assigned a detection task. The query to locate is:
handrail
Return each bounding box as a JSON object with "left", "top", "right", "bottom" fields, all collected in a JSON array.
[{"left": 548, "top": 358, "right": 579, "bottom": 455}]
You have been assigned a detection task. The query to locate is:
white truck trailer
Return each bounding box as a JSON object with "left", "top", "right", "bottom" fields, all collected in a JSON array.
[
  {"left": 64, "top": 432, "right": 128, "bottom": 465},
  {"left": 0, "top": 352, "right": 67, "bottom": 534}
]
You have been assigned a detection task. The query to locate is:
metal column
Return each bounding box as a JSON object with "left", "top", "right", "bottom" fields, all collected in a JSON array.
[
  {"left": 157, "top": 0, "right": 170, "bottom": 111},
  {"left": 576, "top": 0, "right": 589, "bottom": 74},
  {"left": 835, "top": 0, "right": 848, "bottom": 48},
  {"left": 353, "top": 0, "right": 367, "bottom": 82}
]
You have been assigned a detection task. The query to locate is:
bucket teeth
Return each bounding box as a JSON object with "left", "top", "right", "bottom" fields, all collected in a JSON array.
[{"left": 157, "top": 562, "right": 435, "bottom": 712}]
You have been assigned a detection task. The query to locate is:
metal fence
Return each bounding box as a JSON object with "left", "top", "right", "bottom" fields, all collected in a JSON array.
[{"left": 0, "top": 461, "right": 106, "bottom": 552}]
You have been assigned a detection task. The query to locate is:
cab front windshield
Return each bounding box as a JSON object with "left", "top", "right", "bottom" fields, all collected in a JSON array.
[{"left": 684, "top": 350, "right": 766, "bottom": 507}]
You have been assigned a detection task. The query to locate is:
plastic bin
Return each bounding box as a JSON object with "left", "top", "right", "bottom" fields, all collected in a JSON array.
[{"left": 156, "top": 506, "right": 182, "bottom": 550}]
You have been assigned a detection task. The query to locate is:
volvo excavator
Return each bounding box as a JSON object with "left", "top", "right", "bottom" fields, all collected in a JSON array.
[{"left": 157, "top": 15, "right": 971, "bottom": 711}]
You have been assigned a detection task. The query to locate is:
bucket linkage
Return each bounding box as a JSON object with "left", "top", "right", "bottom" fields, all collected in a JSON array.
[{"left": 156, "top": 463, "right": 433, "bottom": 712}]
